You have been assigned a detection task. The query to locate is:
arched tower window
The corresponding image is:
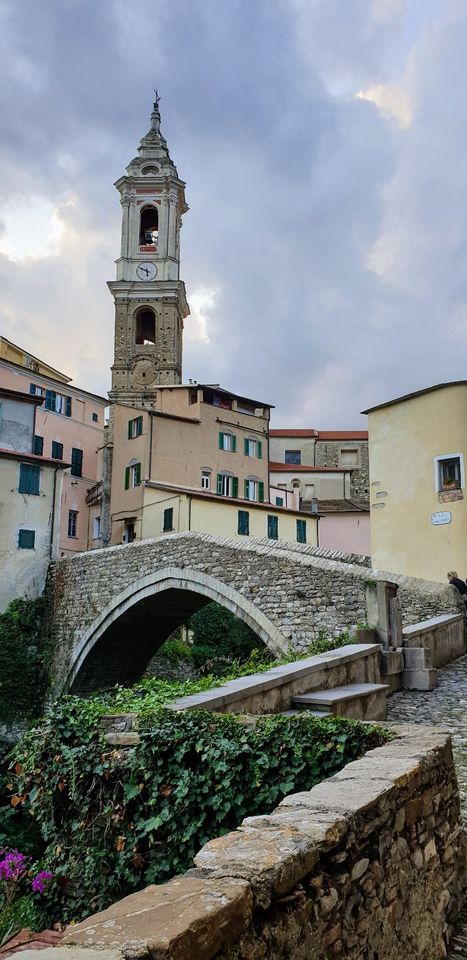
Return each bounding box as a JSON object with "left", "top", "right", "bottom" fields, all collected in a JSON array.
[
  {"left": 135, "top": 307, "right": 156, "bottom": 345},
  {"left": 140, "top": 206, "right": 158, "bottom": 247}
]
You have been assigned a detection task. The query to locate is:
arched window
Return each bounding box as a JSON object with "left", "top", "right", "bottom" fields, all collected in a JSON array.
[
  {"left": 135, "top": 308, "right": 156, "bottom": 345},
  {"left": 140, "top": 206, "right": 159, "bottom": 247}
]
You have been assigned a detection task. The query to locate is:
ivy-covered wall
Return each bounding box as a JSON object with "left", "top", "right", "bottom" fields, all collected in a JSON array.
[{"left": 0, "top": 596, "right": 52, "bottom": 732}]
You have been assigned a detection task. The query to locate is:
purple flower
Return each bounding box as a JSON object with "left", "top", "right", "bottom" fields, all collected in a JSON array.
[
  {"left": 31, "top": 871, "right": 53, "bottom": 894},
  {"left": 0, "top": 851, "right": 26, "bottom": 882}
]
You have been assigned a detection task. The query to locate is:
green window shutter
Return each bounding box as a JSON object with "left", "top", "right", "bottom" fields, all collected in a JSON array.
[
  {"left": 163, "top": 507, "right": 174, "bottom": 532},
  {"left": 135, "top": 462, "right": 141, "bottom": 486},
  {"left": 19, "top": 464, "right": 40, "bottom": 495},
  {"left": 267, "top": 515, "right": 278, "bottom": 540},
  {"left": 18, "top": 529, "right": 35, "bottom": 549},
  {"left": 257, "top": 440, "right": 262, "bottom": 459},
  {"left": 128, "top": 419, "right": 133, "bottom": 440},
  {"left": 275, "top": 496, "right": 284, "bottom": 506},
  {"left": 238, "top": 510, "right": 249, "bottom": 535},
  {"left": 296, "top": 519, "right": 307, "bottom": 544},
  {"left": 33, "top": 435, "right": 43, "bottom": 456},
  {"left": 44, "top": 390, "right": 52, "bottom": 411},
  {"left": 51, "top": 441, "right": 63, "bottom": 460},
  {"left": 232, "top": 435, "right": 237, "bottom": 453},
  {"left": 217, "top": 473, "right": 223, "bottom": 495},
  {"left": 232, "top": 476, "right": 238, "bottom": 498},
  {"left": 244, "top": 438, "right": 249, "bottom": 456},
  {"left": 244, "top": 479, "right": 249, "bottom": 500},
  {"left": 65, "top": 396, "right": 72, "bottom": 417},
  {"left": 219, "top": 432, "right": 224, "bottom": 450},
  {"left": 125, "top": 467, "right": 130, "bottom": 490},
  {"left": 136, "top": 416, "right": 143, "bottom": 437},
  {"left": 71, "top": 448, "right": 83, "bottom": 477},
  {"left": 258, "top": 481, "right": 264, "bottom": 503}
]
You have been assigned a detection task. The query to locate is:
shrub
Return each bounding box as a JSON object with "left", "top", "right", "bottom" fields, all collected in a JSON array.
[{"left": 8, "top": 701, "right": 388, "bottom": 923}]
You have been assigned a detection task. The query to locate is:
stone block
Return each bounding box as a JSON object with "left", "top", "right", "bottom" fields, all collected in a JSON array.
[
  {"left": 403, "top": 647, "right": 432, "bottom": 669},
  {"left": 402, "top": 668, "right": 438, "bottom": 691},
  {"left": 194, "top": 825, "right": 319, "bottom": 908},
  {"left": 381, "top": 650, "right": 404, "bottom": 675},
  {"left": 62, "top": 876, "right": 252, "bottom": 960}
]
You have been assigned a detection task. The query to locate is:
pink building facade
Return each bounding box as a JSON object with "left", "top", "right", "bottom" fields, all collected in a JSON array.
[{"left": 0, "top": 350, "right": 107, "bottom": 555}]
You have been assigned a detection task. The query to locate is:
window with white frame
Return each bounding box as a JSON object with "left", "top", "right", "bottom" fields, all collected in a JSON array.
[
  {"left": 92, "top": 516, "right": 101, "bottom": 540},
  {"left": 244, "top": 477, "right": 264, "bottom": 502},
  {"left": 219, "top": 431, "right": 236, "bottom": 452},
  {"left": 244, "top": 437, "right": 262, "bottom": 458},
  {"left": 434, "top": 454, "right": 464, "bottom": 492},
  {"left": 217, "top": 472, "right": 238, "bottom": 497},
  {"left": 201, "top": 470, "right": 211, "bottom": 490}
]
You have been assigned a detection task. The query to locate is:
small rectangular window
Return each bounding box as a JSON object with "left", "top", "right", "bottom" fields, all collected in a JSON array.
[
  {"left": 18, "top": 463, "right": 40, "bottom": 495},
  {"left": 51, "top": 441, "right": 64, "bottom": 460},
  {"left": 219, "top": 431, "right": 236, "bottom": 452},
  {"left": 296, "top": 519, "right": 307, "bottom": 543},
  {"left": 163, "top": 507, "right": 174, "bottom": 532},
  {"left": 438, "top": 456, "right": 462, "bottom": 491},
  {"left": 340, "top": 448, "right": 359, "bottom": 466},
  {"left": 71, "top": 448, "right": 83, "bottom": 478},
  {"left": 68, "top": 510, "right": 78, "bottom": 538},
  {"left": 275, "top": 496, "right": 284, "bottom": 506},
  {"left": 33, "top": 435, "right": 43, "bottom": 456},
  {"left": 267, "top": 515, "right": 278, "bottom": 540},
  {"left": 201, "top": 471, "right": 211, "bottom": 490},
  {"left": 44, "top": 390, "right": 72, "bottom": 416},
  {"left": 92, "top": 516, "right": 101, "bottom": 540},
  {"left": 238, "top": 510, "right": 249, "bottom": 536},
  {"left": 128, "top": 416, "right": 143, "bottom": 439},
  {"left": 18, "top": 529, "right": 35, "bottom": 549},
  {"left": 285, "top": 450, "right": 301, "bottom": 465},
  {"left": 217, "top": 473, "right": 237, "bottom": 497},
  {"left": 30, "top": 384, "right": 45, "bottom": 397},
  {"left": 125, "top": 462, "right": 141, "bottom": 489},
  {"left": 92, "top": 412, "right": 99, "bottom": 423}
]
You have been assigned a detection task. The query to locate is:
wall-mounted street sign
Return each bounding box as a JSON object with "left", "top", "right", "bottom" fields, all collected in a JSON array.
[{"left": 431, "top": 511, "right": 452, "bottom": 525}]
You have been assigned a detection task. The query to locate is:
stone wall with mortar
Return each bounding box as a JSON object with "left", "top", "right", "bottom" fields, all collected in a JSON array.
[
  {"left": 46, "top": 532, "right": 464, "bottom": 694},
  {"left": 34, "top": 726, "right": 466, "bottom": 960},
  {"left": 315, "top": 438, "right": 369, "bottom": 503}
]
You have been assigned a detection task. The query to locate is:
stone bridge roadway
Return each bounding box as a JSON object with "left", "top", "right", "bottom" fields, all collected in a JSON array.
[{"left": 46, "top": 531, "right": 460, "bottom": 696}]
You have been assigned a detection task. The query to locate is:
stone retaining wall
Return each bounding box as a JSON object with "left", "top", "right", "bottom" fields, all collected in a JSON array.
[
  {"left": 402, "top": 613, "right": 465, "bottom": 668},
  {"left": 31, "top": 726, "right": 466, "bottom": 960},
  {"left": 168, "top": 643, "right": 382, "bottom": 717}
]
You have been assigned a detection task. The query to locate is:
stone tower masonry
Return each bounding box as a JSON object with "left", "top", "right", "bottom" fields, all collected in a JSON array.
[{"left": 108, "top": 96, "right": 190, "bottom": 407}]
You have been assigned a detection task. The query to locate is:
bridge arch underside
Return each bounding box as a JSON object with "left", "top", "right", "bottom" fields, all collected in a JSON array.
[{"left": 68, "top": 567, "right": 288, "bottom": 694}]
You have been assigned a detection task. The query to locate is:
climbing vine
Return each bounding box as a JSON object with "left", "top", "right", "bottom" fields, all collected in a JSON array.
[
  {"left": 0, "top": 596, "right": 53, "bottom": 725},
  {"left": 8, "top": 700, "right": 388, "bottom": 924}
]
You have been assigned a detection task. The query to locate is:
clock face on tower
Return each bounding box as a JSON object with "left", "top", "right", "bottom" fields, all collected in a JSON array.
[{"left": 136, "top": 262, "right": 158, "bottom": 281}]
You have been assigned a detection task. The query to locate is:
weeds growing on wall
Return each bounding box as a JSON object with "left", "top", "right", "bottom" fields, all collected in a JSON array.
[
  {"left": 8, "top": 701, "right": 388, "bottom": 925},
  {"left": 0, "top": 597, "right": 52, "bottom": 724}
]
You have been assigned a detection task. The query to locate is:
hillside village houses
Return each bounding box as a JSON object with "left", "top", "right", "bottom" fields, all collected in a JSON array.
[
  {"left": 364, "top": 381, "right": 467, "bottom": 584},
  {"left": 0, "top": 385, "right": 68, "bottom": 611},
  {"left": 0, "top": 338, "right": 107, "bottom": 556},
  {"left": 0, "top": 99, "right": 384, "bottom": 608}
]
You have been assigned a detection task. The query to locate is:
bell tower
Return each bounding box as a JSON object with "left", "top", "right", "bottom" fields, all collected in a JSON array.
[{"left": 108, "top": 95, "right": 189, "bottom": 406}]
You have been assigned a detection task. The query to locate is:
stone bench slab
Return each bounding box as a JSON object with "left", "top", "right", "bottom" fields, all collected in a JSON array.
[{"left": 292, "top": 683, "right": 389, "bottom": 708}]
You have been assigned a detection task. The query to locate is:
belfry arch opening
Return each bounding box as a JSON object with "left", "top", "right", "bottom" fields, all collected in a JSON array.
[
  {"left": 139, "top": 205, "right": 158, "bottom": 246},
  {"left": 70, "top": 587, "right": 269, "bottom": 694},
  {"left": 135, "top": 307, "right": 156, "bottom": 345}
]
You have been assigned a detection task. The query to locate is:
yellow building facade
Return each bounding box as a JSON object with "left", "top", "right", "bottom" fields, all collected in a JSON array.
[{"left": 365, "top": 382, "right": 467, "bottom": 582}]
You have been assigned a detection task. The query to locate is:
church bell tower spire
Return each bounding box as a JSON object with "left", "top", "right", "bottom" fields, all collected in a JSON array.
[{"left": 108, "top": 96, "right": 190, "bottom": 406}]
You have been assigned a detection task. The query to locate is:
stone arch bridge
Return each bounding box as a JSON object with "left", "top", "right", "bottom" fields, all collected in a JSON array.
[{"left": 47, "top": 532, "right": 459, "bottom": 695}]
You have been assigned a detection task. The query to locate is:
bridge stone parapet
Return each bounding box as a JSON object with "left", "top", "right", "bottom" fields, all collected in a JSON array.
[{"left": 46, "top": 532, "right": 463, "bottom": 695}]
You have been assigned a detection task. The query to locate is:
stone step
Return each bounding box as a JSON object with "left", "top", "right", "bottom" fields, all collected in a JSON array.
[{"left": 291, "top": 683, "right": 389, "bottom": 721}]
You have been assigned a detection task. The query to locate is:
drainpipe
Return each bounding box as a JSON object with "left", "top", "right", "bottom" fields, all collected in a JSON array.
[
  {"left": 149, "top": 412, "right": 154, "bottom": 478},
  {"left": 49, "top": 466, "right": 60, "bottom": 558},
  {"left": 188, "top": 495, "right": 192, "bottom": 531}
]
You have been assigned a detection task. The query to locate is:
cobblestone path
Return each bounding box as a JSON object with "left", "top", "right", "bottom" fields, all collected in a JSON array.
[
  {"left": 386, "top": 654, "right": 467, "bottom": 817},
  {"left": 386, "top": 655, "right": 467, "bottom": 956}
]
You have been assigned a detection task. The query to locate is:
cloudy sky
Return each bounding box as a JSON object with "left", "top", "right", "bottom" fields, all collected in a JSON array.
[{"left": 0, "top": 0, "right": 466, "bottom": 426}]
